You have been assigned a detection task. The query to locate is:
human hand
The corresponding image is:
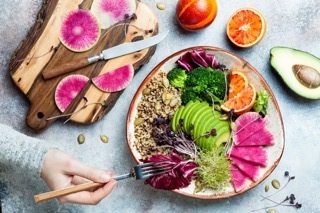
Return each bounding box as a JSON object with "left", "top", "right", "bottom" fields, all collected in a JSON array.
[{"left": 40, "top": 149, "right": 117, "bottom": 205}]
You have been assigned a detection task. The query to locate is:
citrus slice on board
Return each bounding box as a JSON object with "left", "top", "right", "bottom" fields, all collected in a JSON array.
[
  {"left": 228, "top": 71, "right": 249, "bottom": 99},
  {"left": 227, "top": 8, "right": 266, "bottom": 48},
  {"left": 221, "top": 83, "right": 256, "bottom": 114}
]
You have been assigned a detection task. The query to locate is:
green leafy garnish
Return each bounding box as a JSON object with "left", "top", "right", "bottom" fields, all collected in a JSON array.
[
  {"left": 195, "top": 147, "right": 231, "bottom": 192},
  {"left": 253, "top": 90, "right": 269, "bottom": 115}
]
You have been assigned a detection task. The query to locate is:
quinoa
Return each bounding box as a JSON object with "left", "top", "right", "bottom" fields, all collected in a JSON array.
[{"left": 134, "top": 71, "right": 181, "bottom": 158}]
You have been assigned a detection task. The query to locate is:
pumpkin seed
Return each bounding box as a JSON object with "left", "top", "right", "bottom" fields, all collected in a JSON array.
[
  {"left": 162, "top": 78, "right": 170, "bottom": 87},
  {"left": 264, "top": 185, "right": 270, "bottom": 192},
  {"left": 77, "top": 134, "right": 85, "bottom": 144},
  {"left": 156, "top": 3, "right": 166, "bottom": 10},
  {"left": 134, "top": 117, "right": 144, "bottom": 126},
  {"left": 155, "top": 102, "right": 161, "bottom": 110},
  {"left": 271, "top": 179, "right": 281, "bottom": 189},
  {"left": 100, "top": 135, "right": 109, "bottom": 143},
  {"left": 169, "top": 98, "right": 179, "bottom": 107},
  {"left": 266, "top": 208, "right": 277, "bottom": 213},
  {"left": 142, "top": 88, "right": 151, "bottom": 95}
]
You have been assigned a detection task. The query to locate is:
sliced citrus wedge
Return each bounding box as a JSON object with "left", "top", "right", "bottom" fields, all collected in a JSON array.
[
  {"left": 222, "top": 83, "right": 256, "bottom": 114},
  {"left": 228, "top": 71, "right": 249, "bottom": 99},
  {"left": 227, "top": 8, "right": 266, "bottom": 48}
]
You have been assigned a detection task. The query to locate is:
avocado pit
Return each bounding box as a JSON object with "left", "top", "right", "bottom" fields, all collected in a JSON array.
[{"left": 293, "top": 64, "right": 320, "bottom": 89}]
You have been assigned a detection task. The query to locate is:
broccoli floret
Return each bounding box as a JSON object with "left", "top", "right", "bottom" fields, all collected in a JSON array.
[
  {"left": 167, "top": 68, "right": 188, "bottom": 88},
  {"left": 181, "top": 88, "right": 201, "bottom": 105},
  {"left": 185, "top": 67, "right": 226, "bottom": 101}
]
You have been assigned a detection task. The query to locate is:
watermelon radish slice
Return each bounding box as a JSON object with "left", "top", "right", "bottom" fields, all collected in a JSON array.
[
  {"left": 235, "top": 128, "right": 274, "bottom": 147},
  {"left": 231, "top": 164, "right": 250, "bottom": 192},
  {"left": 92, "top": 64, "right": 134, "bottom": 92},
  {"left": 91, "top": 0, "right": 137, "bottom": 29},
  {"left": 233, "top": 112, "right": 267, "bottom": 144},
  {"left": 229, "top": 146, "right": 268, "bottom": 167},
  {"left": 231, "top": 157, "right": 260, "bottom": 181},
  {"left": 60, "top": 9, "right": 100, "bottom": 52},
  {"left": 55, "top": 74, "right": 89, "bottom": 112}
]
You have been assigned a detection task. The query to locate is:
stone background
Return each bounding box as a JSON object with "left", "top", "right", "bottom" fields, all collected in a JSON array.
[{"left": 0, "top": 0, "right": 319, "bottom": 212}]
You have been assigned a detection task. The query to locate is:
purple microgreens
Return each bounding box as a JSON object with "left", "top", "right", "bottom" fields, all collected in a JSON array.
[
  {"left": 261, "top": 171, "right": 296, "bottom": 201},
  {"left": 152, "top": 118, "right": 197, "bottom": 160},
  {"left": 252, "top": 195, "right": 302, "bottom": 212}
]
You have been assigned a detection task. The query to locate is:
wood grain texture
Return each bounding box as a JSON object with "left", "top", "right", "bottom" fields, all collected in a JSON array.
[
  {"left": 42, "top": 57, "right": 90, "bottom": 80},
  {"left": 9, "top": 0, "right": 158, "bottom": 131}
]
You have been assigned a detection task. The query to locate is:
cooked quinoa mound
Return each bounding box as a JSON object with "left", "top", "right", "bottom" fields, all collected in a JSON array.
[{"left": 134, "top": 71, "right": 181, "bottom": 157}]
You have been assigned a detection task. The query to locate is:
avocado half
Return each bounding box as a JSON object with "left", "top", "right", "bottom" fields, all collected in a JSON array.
[{"left": 270, "top": 47, "right": 320, "bottom": 99}]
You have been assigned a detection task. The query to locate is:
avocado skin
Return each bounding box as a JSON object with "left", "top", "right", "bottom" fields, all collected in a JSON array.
[{"left": 270, "top": 46, "right": 320, "bottom": 100}]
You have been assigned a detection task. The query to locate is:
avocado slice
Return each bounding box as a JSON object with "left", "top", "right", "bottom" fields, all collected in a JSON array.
[
  {"left": 182, "top": 102, "right": 202, "bottom": 132},
  {"left": 193, "top": 107, "right": 215, "bottom": 137},
  {"left": 185, "top": 102, "right": 209, "bottom": 134},
  {"left": 200, "top": 122, "right": 229, "bottom": 149},
  {"left": 171, "top": 106, "right": 185, "bottom": 131},
  {"left": 270, "top": 47, "right": 320, "bottom": 99},
  {"left": 203, "top": 126, "right": 230, "bottom": 151},
  {"left": 175, "top": 101, "right": 197, "bottom": 131}
]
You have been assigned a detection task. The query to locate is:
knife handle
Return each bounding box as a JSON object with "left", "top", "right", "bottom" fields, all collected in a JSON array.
[{"left": 42, "top": 57, "right": 91, "bottom": 80}]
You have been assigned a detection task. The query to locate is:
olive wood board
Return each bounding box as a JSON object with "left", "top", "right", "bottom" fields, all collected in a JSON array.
[{"left": 9, "top": 0, "right": 158, "bottom": 131}]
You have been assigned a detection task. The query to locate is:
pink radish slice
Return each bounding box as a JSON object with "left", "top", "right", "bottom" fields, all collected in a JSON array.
[
  {"left": 92, "top": 64, "right": 134, "bottom": 92},
  {"left": 59, "top": 9, "right": 100, "bottom": 52},
  {"left": 234, "top": 128, "right": 274, "bottom": 147},
  {"left": 229, "top": 146, "right": 268, "bottom": 167},
  {"left": 91, "top": 0, "right": 136, "bottom": 29},
  {"left": 231, "top": 157, "right": 260, "bottom": 181},
  {"left": 55, "top": 75, "right": 89, "bottom": 112},
  {"left": 233, "top": 112, "right": 267, "bottom": 144},
  {"left": 231, "top": 164, "right": 250, "bottom": 192}
]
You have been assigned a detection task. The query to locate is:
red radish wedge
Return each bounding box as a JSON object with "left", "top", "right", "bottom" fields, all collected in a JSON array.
[
  {"left": 231, "top": 157, "right": 259, "bottom": 181},
  {"left": 91, "top": 0, "right": 136, "bottom": 29},
  {"left": 92, "top": 64, "right": 134, "bottom": 92},
  {"left": 59, "top": 9, "right": 100, "bottom": 52},
  {"left": 55, "top": 75, "right": 89, "bottom": 112},
  {"left": 229, "top": 146, "right": 267, "bottom": 167},
  {"left": 231, "top": 164, "right": 249, "bottom": 192},
  {"left": 235, "top": 128, "right": 274, "bottom": 147}
]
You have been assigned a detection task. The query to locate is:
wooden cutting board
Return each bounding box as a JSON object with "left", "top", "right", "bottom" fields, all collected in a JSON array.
[{"left": 9, "top": 0, "right": 158, "bottom": 131}]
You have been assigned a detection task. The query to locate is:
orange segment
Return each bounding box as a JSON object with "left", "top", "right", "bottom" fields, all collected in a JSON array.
[
  {"left": 228, "top": 71, "right": 249, "bottom": 99},
  {"left": 227, "top": 8, "right": 266, "bottom": 48},
  {"left": 222, "top": 84, "right": 256, "bottom": 114}
]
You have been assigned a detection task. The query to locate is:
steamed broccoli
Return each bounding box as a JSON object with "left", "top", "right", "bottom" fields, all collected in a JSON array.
[
  {"left": 182, "top": 67, "right": 226, "bottom": 104},
  {"left": 167, "top": 68, "right": 188, "bottom": 88},
  {"left": 181, "top": 88, "right": 201, "bottom": 105}
]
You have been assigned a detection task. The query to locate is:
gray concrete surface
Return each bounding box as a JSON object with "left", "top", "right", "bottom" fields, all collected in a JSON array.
[{"left": 0, "top": 0, "right": 320, "bottom": 212}]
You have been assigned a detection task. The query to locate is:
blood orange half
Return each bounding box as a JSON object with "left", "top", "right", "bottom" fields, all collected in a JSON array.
[
  {"left": 222, "top": 83, "right": 256, "bottom": 114},
  {"left": 227, "top": 8, "right": 266, "bottom": 48}
]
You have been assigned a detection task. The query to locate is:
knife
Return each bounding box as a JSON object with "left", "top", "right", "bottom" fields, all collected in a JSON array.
[{"left": 42, "top": 31, "right": 169, "bottom": 80}]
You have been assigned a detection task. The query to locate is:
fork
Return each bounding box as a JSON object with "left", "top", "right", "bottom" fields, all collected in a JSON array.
[{"left": 34, "top": 161, "right": 171, "bottom": 203}]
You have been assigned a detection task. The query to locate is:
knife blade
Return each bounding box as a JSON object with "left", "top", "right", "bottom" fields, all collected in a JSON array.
[{"left": 42, "top": 31, "right": 169, "bottom": 80}]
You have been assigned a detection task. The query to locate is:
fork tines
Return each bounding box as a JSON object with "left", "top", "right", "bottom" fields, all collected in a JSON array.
[{"left": 134, "top": 161, "right": 172, "bottom": 180}]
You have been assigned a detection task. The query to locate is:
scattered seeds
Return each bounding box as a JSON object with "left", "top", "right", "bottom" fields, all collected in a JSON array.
[
  {"left": 143, "top": 88, "right": 151, "bottom": 95},
  {"left": 266, "top": 209, "right": 277, "bottom": 213},
  {"left": 162, "top": 78, "right": 170, "bottom": 87},
  {"left": 77, "top": 134, "right": 85, "bottom": 144},
  {"left": 100, "top": 135, "right": 109, "bottom": 143},
  {"left": 156, "top": 3, "right": 166, "bottom": 10},
  {"left": 271, "top": 179, "right": 280, "bottom": 189},
  {"left": 265, "top": 185, "right": 270, "bottom": 192},
  {"left": 134, "top": 117, "right": 144, "bottom": 126},
  {"left": 169, "top": 98, "right": 179, "bottom": 107}
]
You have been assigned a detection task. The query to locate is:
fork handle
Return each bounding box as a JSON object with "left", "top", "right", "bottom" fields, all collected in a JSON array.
[{"left": 34, "top": 173, "right": 132, "bottom": 203}]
